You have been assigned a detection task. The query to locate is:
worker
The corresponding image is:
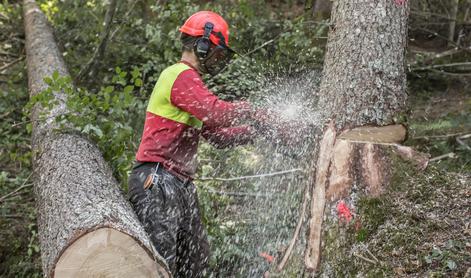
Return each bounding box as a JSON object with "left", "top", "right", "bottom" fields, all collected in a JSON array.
[{"left": 128, "top": 11, "right": 262, "bottom": 277}]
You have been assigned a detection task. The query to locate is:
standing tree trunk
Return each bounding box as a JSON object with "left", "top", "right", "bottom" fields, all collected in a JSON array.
[
  {"left": 305, "top": 0, "right": 332, "bottom": 20},
  {"left": 448, "top": 0, "right": 460, "bottom": 46},
  {"left": 23, "top": 0, "right": 169, "bottom": 276},
  {"left": 77, "top": 0, "right": 118, "bottom": 82},
  {"left": 313, "top": 0, "right": 332, "bottom": 20},
  {"left": 304, "top": 0, "right": 410, "bottom": 273}
]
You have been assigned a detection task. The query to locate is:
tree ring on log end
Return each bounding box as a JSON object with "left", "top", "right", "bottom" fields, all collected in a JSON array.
[{"left": 54, "top": 227, "right": 169, "bottom": 277}]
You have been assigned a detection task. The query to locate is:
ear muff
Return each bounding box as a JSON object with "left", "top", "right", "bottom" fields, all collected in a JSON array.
[{"left": 194, "top": 22, "right": 214, "bottom": 59}]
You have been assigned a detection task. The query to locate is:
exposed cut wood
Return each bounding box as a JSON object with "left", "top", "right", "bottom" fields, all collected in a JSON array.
[
  {"left": 361, "top": 143, "right": 387, "bottom": 197},
  {"left": 393, "top": 145, "right": 430, "bottom": 170},
  {"left": 429, "top": 152, "right": 456, "bottom": 162},
  {"left": 326, "top": 139, "right": 354, "bottom": 201},
  {"left": 55, "top": 228, "right": 168, "bottom": 277},
  {"left": 305, "top": 122, "right": 336, "bottom": 272},
  {"left": 23, "top": 1, "right": 169, "bottom": 276},
  {"left": 338, "top": 124, "right": 407, "bottom": 144}
]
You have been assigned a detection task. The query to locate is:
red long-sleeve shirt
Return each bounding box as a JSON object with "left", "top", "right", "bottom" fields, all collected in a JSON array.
[{"left": 136, "top": 62, "right": 254, "bottom": 179}]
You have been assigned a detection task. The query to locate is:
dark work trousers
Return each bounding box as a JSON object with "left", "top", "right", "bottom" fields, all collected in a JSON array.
[{"left": 128, "top": 162, "right": 210, "bottom": 277}]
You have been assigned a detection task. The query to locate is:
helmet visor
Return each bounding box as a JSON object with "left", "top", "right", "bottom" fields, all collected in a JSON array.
[{"left": 201, "top": 45, "right": 235, "bottom": 76}]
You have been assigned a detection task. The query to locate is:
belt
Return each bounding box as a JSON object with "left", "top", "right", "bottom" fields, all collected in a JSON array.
[{"left": 136, "top": 162, "right": 192, "bottom": 187}]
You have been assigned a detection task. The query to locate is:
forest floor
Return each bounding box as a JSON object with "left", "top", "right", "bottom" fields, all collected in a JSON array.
[{"left": 363, "top": 76, "right": 471, "bottom": 277}]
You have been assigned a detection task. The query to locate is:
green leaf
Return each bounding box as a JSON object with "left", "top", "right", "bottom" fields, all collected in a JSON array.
[
  {"left": 135, "top": 78, "right": 143, "bottom": 87},
  {"left": 131, "top": 68, "right": 140, "bottom": 79},
  {"left": 52, "top": 70, "right": 59, "bottom": 80},
  {"left": 94, "top": 127, "right": 103, "bottom": 138},
  {"left": 26, "top": 123, "right": 32, "bottom": 133},
  {"left": 424, "top": 255, "right": 432, "bottom": 264},
  {"left": 104, "top": 86, "right": 114, "bottom": 94},
  {"left": 44, "top": 77, "right": 53, "bottom": 85},
  {"left": 123, "top": 85, "right": 134, "bottom": 94},
  {"left": 447, "top": 260, "right": 457, "bottom": 270}
]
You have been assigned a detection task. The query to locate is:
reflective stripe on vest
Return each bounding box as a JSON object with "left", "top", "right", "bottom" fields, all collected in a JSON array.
[{"left": 146, "top": 63, "right": 203, "bottom": 129}]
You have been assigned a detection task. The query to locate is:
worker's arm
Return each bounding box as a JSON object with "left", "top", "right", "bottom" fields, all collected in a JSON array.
[
  {"left": 170, "top": 69, "right": 252, "bottom": 128},
  {"left": 201, "top": 125, "right": 255, "bottom": 149}
]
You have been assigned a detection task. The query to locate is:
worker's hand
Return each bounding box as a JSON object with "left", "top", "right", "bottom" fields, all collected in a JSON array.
[
  {"left": 251, "top": 108, "right": 277, "bottom": 133},
  {"left": 275, "top": 119, "right": 311, "bottom": 146},
  {"left": 252, "top": 110, "right": 314, "bottom": 147}
]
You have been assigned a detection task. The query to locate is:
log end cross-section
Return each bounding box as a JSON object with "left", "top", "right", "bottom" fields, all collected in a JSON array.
[{"left": 55, "top": 228, "right": 168, "bottom": 278}]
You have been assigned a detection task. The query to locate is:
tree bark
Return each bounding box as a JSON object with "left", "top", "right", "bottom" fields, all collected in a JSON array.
[
  {"left": 305, "top": 0, "right": 332, "bottom": 20},
  {"left": 139, "top": 0, "right": 154, "bottom": 24},
  {"left": 304, "top": 0, "right": 409, "bottom": 273},
  {"left": 448, "top": 0, "right": 460, "bottom": 46},
  {"left": 23, "top": 0, "right": 169, "bottom": 276},
  {"left": 312, "top": 0, "right": 332, "bottom": 20}
]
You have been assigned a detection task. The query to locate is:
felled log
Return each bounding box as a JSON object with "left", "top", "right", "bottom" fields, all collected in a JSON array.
[{"left": 23, "top": 1, "right": 169, "bottom": 276}]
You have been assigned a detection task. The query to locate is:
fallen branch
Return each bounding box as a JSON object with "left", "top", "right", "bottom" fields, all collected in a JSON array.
[
  {"left": 410, "top": 10, "right": 465, "bottom": 22},
  {"left": 364, "top": 245, "right": 380, "bottom": 263},
  {"left": 412, "top": 132, "right": 468, "bottom": 140},
  {"left": 277, "top": 182, "right": 309, "bottom": 272},
  {"left": 412, "top": 62, "right": 471, "bottom": 71},
  {"left": 244, "top": 39, "right": 276, "bottom": 56},
  {"left": 353, "top": 252, "right": 377, "bottom": 265},
  {"left": 429, "top": 152, "right": 456, "bottom": 162},
  {"left": 0, "top": 50, "right": 19, "bottom": 57},
  {"left": 423, "top": 48, "right": 462, "bottom": 61},
  {"left": 196, "top": 168, "right": 304, "bottom": 182},
  {"left": 411, "top": 27, "right": 471, "bottom": 53},
  {"left": 1, "top": 214, "right": 23, "bottom": 218},
  {"left": 459, "top": 134, "right": 471, "bottom": 140},
  {"left": 409, "top": 47, "right": 469, "bottom": 67},
  {"left": 0, "top": 56, "right": 25, "bottom": 72},
  {"left": 393, "top": 145, "right": 430, "bottom": 170},
  {"left": 0, "top": 11, "right": 9, "bottom": 20},
  {"left": 0, "top": 173, "right": 33, "bottom": 203},
  {"left": 201, "top": 188, "right": 275, "bottom": 198},
  {"left": 428, "top": 69, "right": 471, "bottom": 77},
  {"left": 456, "top": 137, "right": 471, "bottom": 151}
]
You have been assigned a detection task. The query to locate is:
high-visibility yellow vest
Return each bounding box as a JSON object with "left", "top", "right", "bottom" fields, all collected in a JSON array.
[{"left": 146, "top": 63, "right": 203, "bottom": 129}]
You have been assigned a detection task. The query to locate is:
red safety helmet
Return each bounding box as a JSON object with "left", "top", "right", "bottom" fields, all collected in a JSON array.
[{"left": 179, "top": 11, "right": 230, "bottom": 47}]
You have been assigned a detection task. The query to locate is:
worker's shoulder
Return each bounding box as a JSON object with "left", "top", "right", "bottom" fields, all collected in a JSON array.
[{"left": 161, "top": 62, "right": 194, "bottom": 77}]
